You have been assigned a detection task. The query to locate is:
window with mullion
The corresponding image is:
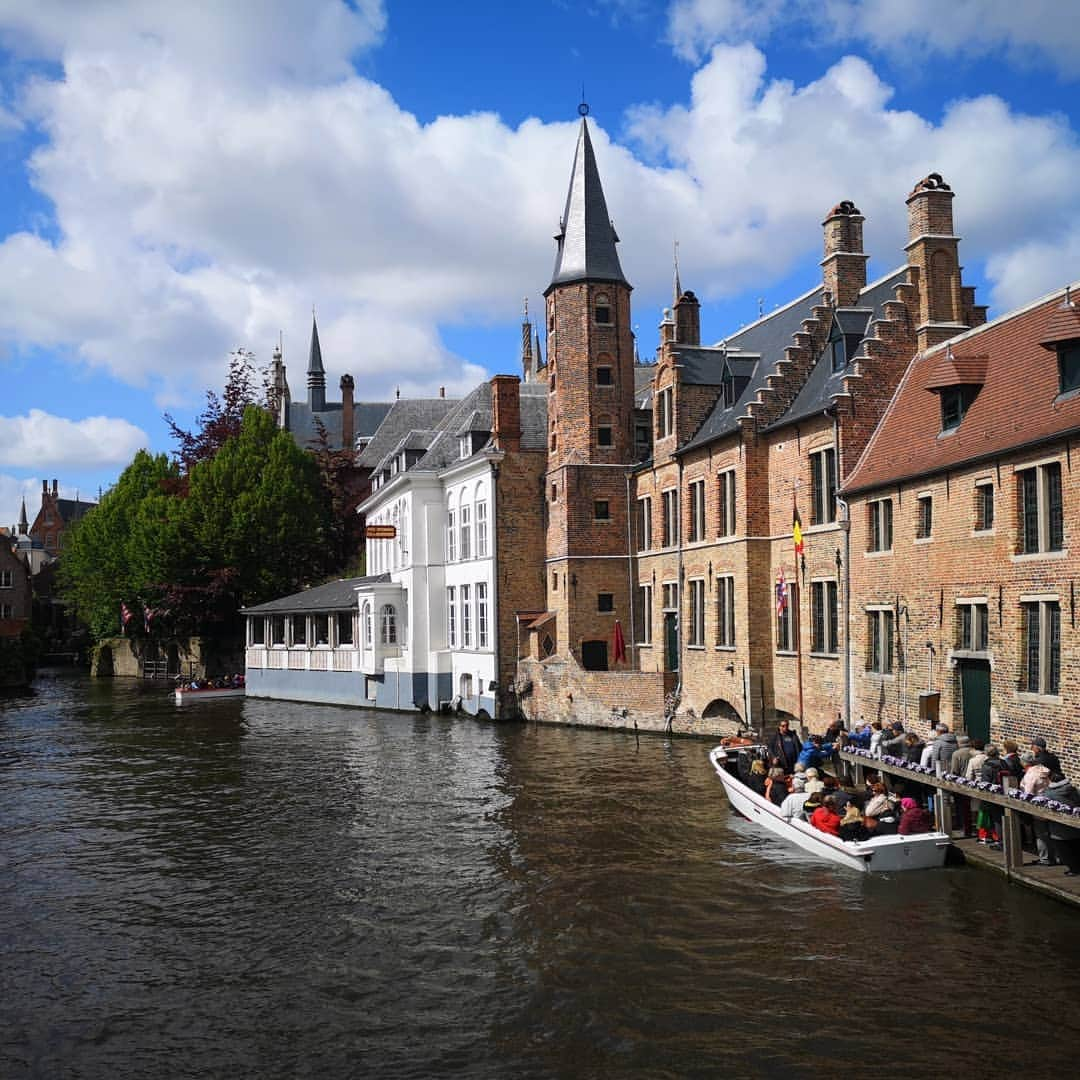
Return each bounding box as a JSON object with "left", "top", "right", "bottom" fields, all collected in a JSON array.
[
  {"left": 717, "top": 471, "right": 736, "bottom": 537},
  {"left": 811, "top": 449, "right": 837, "bottom": 525},
  {"left": 716, "top": 576, "right": 735, "bottom": 647},
  {"left": 688, "top": 481, "right": 705, "bottom": 542}
]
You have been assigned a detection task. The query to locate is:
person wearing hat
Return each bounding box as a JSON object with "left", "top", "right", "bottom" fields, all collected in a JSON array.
[
  {"left": 949, "top": 735, "right": 976, "bottom": 835},
  {"left": 803, "top": 768, "right": 825, "bottom": 796},
  {"left": 1031, "top": 736, "right": 1062, "bottom": 775},
  {"left": 839, "top": 801, "right": 869, "bottom": 842},
  {"left": 881, "top": 722, "right": 906, "bottom": 758},
  {"left": 898, "top": 796, "right": 932, "bottom": 835}
]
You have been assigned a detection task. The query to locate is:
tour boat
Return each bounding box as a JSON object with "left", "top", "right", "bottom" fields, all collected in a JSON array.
[
  {"left": 709, "top": 744, "right": 950, "bottom": 873},
  {"left": 174, "top": 685, "right": 246, "bottom": 705}
]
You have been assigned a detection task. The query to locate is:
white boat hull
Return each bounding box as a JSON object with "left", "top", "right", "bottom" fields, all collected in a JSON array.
[
  {"left": 710, "top": 747, "right": 950, "bottom": 873},
  {"left": 174, "top": 687, "right": 246, "bottom": 705}
]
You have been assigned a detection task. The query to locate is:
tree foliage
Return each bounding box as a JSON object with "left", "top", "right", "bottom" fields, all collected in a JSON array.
[{"left": 61, "top": 407, "right": 338, "bottom": 646}]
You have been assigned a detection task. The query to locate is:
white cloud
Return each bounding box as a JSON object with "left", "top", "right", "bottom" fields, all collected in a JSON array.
[
  {"left": 0, "top": 473, "right": 41, "bottom": 534},
  {"left": 0, "top": 410, "right": 148, "bottom": 469},
  {"left": 623, "top": 46, "right": 1080, "bottom": 313},
  {"left": 0, "top": 4, "right": 1075, "bottom": 417},
  {"left": 666, "top": 0, "right": 1080, "bottom": 76}
]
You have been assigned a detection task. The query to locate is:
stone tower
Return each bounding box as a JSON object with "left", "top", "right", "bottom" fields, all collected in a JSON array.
[{"left": 543, "top": 112, "right": 636, "bottom": 670}]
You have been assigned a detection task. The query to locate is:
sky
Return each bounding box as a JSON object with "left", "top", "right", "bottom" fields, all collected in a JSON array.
[{"left": 1, "top": 0, "right": 1078, "bottom": 530}]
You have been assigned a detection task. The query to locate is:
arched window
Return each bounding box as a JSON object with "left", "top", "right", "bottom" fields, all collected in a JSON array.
[
  {"left": 381, "top": 605, "right": 397, "bottom": 645},
  {"left": 363, "top": 603, "right": 373, "bottom": 648}
]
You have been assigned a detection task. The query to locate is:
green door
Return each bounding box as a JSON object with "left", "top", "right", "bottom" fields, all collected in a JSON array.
[
  {"left": 664, "top": 612, "right": 679, "bottom": 672},
  {"left": 960, "top": 660, "right": 991, "bottom": 743}
]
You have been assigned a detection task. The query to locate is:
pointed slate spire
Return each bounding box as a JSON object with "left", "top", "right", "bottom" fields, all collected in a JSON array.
[
  {"left": 307, "top": 308, "right": 326, "bottom": 412},
  {"left": 521, "top": 298, "right": 534, "bottom": 381},
  {"left": 673, "top": 239, "right": 682, "bottom": 305},
  {"left": 17, "top": 496, "right": 28, "bottom": 535},
  {"left": 547, "top": 110, "right": 629, "bottom": 293}
]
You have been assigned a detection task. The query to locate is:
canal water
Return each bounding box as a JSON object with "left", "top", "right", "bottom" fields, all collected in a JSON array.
[{"left": 2, "top": 673, "right": 1079, "bottom": 1079}]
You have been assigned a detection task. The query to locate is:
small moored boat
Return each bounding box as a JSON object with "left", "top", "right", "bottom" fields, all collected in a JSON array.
[
  {"left": 710, "top": 744, "right": 950, "bottom": 873},
  {"left": 174, "top": 685, "right": 245, "bottom": 705}
]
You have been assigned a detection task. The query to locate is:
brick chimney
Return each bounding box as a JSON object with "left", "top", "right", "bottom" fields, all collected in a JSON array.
[
  {"left": 339, "top": 374, "right": 355, "bottom": 450},
  {"left": 905, "top": 173, "right": 965, "bottom": 350},
  {"left": 659, "top": 306, "right": 676, "bottom": 347},
  {"left": 674, "top": 290, "right": 701, "bottom": 346},
  {"left": 821, "top": 200, "right": 868, "bottom": 308},
  {"left": 491, "top": 374, "right": 521, "bottom": 452}
]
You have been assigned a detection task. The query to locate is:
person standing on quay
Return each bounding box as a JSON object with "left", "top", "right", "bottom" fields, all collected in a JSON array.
[
  {"left": 1031, "top": 736, "right": 1061, "bottom": 775},
  {"left": 1046, "top": 772, "right": 1080, "bottom": 876}
]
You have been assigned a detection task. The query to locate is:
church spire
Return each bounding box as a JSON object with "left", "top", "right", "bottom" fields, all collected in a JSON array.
[
  {"left": 307, "top": 308, "right": 326, "bottom": 412},
  {"left": 17, "top": 496, "right": 28, "bottom": 535},
  {"left": 673, "top": 239, "right": 682, "bottom": 305},
  {"left": 521, "top": 298, "right": 534, "bottom": 381},
  {"left": 546, "top": 108, "right": 629, "bottom": 294}
]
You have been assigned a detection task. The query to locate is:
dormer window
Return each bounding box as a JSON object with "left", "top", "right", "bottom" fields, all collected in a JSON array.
[
  {"left": 828, "top": 318, "right": 863, "bottom": 373},
  {"left": 595, "top": 295, "right": 612, "bottom": 325},
  {"left": 940, "top": 385, "right": 979, "bottom": 431},
  {"left": 1059, "top": 342, "right": 1080, "bottom": 395},
  {"left": 460, "top": 435, "right": 471, "bottom": 460}
]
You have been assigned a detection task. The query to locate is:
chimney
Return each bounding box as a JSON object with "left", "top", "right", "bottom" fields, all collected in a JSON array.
[
  {"left": 659, "top": 306, "right": 676, "bottom": 346},
  {"left": 439, "top": 386, "right": 445, "bottom": 398},
  {"left": 905, "top": 173, "right": 965, "bottom": 350},
  {"left": 339, "top": 374, "right": 355, "bottom": 451},
  {"left": 491, "top": 375, "right": 521, "bottom": 452},
  {"left": 821, "top": 200, "right": 868, "bottom": 308},
  {"left": 674, "top": 289, "right": 701, "bottom": 347}
]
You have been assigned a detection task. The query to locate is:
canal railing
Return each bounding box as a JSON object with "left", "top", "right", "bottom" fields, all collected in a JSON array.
[{"left": 835, "top": 747, "right": 1080, "bottom": 873}]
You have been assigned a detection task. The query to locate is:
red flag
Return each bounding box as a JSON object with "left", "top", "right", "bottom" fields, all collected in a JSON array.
[
  {"left": 120, "top": 601, "right": 132, "bottom": 634},
  {"left": 612, "top": 619, "right": 626, "bottom": 665}
]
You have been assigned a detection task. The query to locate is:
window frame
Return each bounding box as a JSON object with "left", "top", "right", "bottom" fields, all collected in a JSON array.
[
  {"left": 717, "top": 469, "right": 736, "bottom": 538},
  {"left": 1022, "top": 599, "right": 1061, "bottom": 696},
  {"left": 662, "top": 488, "right": 679, "bottom": 547},
  {"left": 636, "top": 496, "right": 652, "bottom": 551},
  {"left": 477, "top": 582, "right": 489, "bottom": 649},
  {"left": 866, "top": 607, "right": 895, "bottom": 674},
  {"left": 597, "top": 592, "right": 615, "bottom": 613},
  {"left": 637, "top": 583, "right": 653, "bottom": 645},
  {"left": 687, "top": 479, "right": 705, "bottom": 543},
  {"left": 715, "top": 575, "right": 736, "bottom": 648},
  {"left": 810, "top": 448, "right": 837, "bottom": 526},
  {"left": 810, "top": 579, "right": 839, "bottom": 655},
  {"left": 688, "top": 578, "right": 705, "bottom": 647},
  {"left": 461, "top": 584, "right": 472, "bottom": 648},
  {"left": 447, "top": 586, "right": 457, "bottom": 648},
  {"left": 867, "top": 498, "right": 893, "bottom": 553},
  {"left": 776, "top": 580, "right": 798, "bottom": 653},
  {"left": 1018, "top": 461, "right": 1063, "bottom": 554},
  {"left": 916, "top": 494, "right": 933, "bottom": 540}
]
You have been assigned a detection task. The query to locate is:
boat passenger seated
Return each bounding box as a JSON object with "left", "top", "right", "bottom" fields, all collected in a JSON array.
[
  {"left": 898, "top": 797, "right": 932, "bottom": 836},
  {"left": 765, "top": 767, "right": 788, "bottom": 807},
  {"left": 799, "top": 789, "right": 824, "bottom": 821},
  {"left": 864, "top": 783, "right": 898, "bottom": 834},
  {"left": 780, "top": 776, "right": 809, "bottom": 821},
  {"left": 839, "top": 803, "right": 869, "bottom": 842},
  {"left": 809, "top": 795, "right": 842, "bottom": 837},
  {"left": 746, "top": 759, "right": 768, "bottom": 796}
]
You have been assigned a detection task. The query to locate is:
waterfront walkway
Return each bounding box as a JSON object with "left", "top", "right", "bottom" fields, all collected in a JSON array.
[{"left": 836, "top": 748, "right": 1080, "bottom": 909}]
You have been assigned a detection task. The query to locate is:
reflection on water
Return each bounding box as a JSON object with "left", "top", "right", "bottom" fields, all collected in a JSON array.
[{"left": 2, "top": 672, "right": 1079, "bottom": 1079}]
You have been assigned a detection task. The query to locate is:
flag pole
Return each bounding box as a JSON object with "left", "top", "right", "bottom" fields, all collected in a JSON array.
[{"left": 793, "top": 481, "right": 805, "bottom": 733}]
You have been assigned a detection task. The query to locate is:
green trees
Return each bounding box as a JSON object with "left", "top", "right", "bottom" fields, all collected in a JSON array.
[{"left": 61, "top": 405, "right": 339, "bottom": 646}]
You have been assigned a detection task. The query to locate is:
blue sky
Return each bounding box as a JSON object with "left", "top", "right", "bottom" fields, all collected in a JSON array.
[{"left": 1, "top": 0, "right": 1078, "bottom": 529}]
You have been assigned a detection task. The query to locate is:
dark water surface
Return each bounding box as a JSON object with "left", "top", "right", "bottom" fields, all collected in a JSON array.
[{"left": 2, "top": 673, "right": 1078, "bottom": 1079}]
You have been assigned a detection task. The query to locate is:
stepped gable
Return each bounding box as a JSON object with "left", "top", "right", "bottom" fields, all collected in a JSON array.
[
  {"left": 356, "top": 399, "right": 459, "bottom": 470},
  {"left": 679, "top": 285, "right": 824, "bottom": 452},
  {"left": 765, "top": 267, "right": 907, "bottom": 432},
  {"left": 843, "top": 284, "right": 1080, "bottom": 495}
]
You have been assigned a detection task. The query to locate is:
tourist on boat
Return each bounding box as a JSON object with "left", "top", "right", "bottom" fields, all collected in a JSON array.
[
  {"left": 839, "top": 802, "right": 869, "bottom": 842},
  {"left": 765, "top": 767, "right": 788, "bottom": 806},
  {"left": 809, "top": 795, "right": 842, "bottom": 837},
  {"left": 1031, "top": 736, "right": 1061, "bottom": 775},
  {"left": 747, "top": 759, "right": 768, "bottom": 796},
  {"left": 928, "top": 723, "right": 958, "bottom": 772},
  {"left": 898, "top": 797, "right": 932, "bottom": 836},
  {"left": 803, "top": 768, "right": 825, "bottom": 796},
  {"left": 768, "top": 718, "right": 802, "bottom": 773},
  {"left": 864, "top": 782, "right": 893, "bottom": 819},
  {"left": 1046, "top": 772, "right": 1080, "bottom": 875},
  {"left": 800, "top": 788, "right": 824, "bottom": 821},
  {"left": 796, "top": 735, "right": 834, "bottom": 771},
  {"left": 780, "top": 776, "right": 810, "bottom": 821}
]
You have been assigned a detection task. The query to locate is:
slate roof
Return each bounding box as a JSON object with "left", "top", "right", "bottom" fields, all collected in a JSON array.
[
  {"left": 844, "top": 285, "right": 1080, "bottom": 496},
  {"left": 241, "top": 575, "right": 390, "bottom": 614},
  {"left": 679, "top": 284, "right": 824, "bottom": 452},
  {"left": 768, "top": 268, "right": 906, "bottom": 432},
  {"left": 56, "top": 498, "right": 96, "bottom": 523},
  {"left": 288, "top": 400, "right": 393, "bottom": 451},
  {"left": 547, "top": 117, "right": 628, "bottom": 292},
  {"left": 355, "top": 399, "right": 459, "bottom": 469}
]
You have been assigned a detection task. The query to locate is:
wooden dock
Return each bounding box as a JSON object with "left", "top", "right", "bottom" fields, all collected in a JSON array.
[{"left": 836, "top": 748, "right": 1080, "bottom": 909}]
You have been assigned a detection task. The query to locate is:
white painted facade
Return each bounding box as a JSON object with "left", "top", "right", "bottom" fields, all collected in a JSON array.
[{"left": 359, "top": 443, "right": 499, "bottom": 716}]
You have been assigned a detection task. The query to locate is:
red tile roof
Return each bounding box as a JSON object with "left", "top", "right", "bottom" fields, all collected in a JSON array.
[{"left": 844, "top": 286, "right": 1080, "bottom": 495}]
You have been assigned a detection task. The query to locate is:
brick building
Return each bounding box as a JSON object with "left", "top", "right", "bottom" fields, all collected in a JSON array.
[
  {"left": 518, "top": 117, "right": 987, "bottom": 738},
  {"left": 843, "top": 284, "right": 1080, "bottom": 774},
  {"left": 27, "top": 480, "right": 96, "bottom": 558},
  {"left": 0, "top": 534, "right": 31, "bottom": 636}
]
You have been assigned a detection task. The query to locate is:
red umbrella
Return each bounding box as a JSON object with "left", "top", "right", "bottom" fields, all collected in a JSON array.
[{"left": 612, "top": 619, "right": 626, "bottom": 665}]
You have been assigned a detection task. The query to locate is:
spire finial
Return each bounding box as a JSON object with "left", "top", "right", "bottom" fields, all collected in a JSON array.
[
  {"left": 523, "top": 297, "right": 529, "bottom": 319},
  {"left": 579, "top": 87, "right": 588, "bottom": 117}
]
